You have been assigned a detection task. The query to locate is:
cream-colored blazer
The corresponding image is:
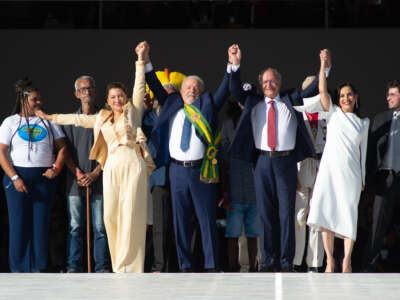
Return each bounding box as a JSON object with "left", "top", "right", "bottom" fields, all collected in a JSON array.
[{"left": 52, "top": 61, "right": 155, "bottom": 174}]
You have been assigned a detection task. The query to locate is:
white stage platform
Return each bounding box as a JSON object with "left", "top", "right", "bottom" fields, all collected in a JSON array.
[{"left": 0, "top": 273, "right": 398, "bottom": 300}]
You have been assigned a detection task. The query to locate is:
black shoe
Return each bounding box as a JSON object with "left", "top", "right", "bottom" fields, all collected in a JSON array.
[
  {"left": 363, "top": 263, "right": 377, "bottom": 273},
  {"left": 259, "top": 265, "right": 275, "bottom": 272},
  {"left": 179, "top": 268, "right": 193, "bottom": 273},
  {"left": 66, "top": 269, "right": 78, "bottom": 273},
  {"left": 248, "top": 267, "right": 258, "bottom": 273},
  {"left": 280, "top": 265, "right": 293, "bottom": 272},
  {"left": 205, "top": 268, "right": 219, "bottom": 273},
  {"left": 227, "top": 266, "right": 241, "bottom": 273},
  {"left": 307, "top": 267, "right": 320, "bottom": 273},
  {"left": 293, "top": 265, "right": 306, "bottom": 272}
]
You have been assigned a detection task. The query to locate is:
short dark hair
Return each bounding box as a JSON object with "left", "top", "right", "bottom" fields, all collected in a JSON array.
[
  {"left": 335, "top": 82, "right": 362, "bottom": 117},
  {"left": 387, "top": 80, "right": 400, "bottom": 92}
]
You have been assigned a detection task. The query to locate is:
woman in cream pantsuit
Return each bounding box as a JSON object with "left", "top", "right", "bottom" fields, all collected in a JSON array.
[{"left": 36, "top": 42, "right": 155, "bottom": 273}]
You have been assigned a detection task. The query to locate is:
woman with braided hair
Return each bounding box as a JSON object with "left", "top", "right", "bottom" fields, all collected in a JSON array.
[{"left": 0, "top": 77, "right": 67, "bottom": 272}]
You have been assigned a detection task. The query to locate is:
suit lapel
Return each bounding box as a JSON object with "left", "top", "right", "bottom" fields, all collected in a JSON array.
[
  {"left": 157, "top": 96, "right": 183, "bottom": 127},
  {"left": 302, "top": 112, "right": 313, "bottom": 141}
]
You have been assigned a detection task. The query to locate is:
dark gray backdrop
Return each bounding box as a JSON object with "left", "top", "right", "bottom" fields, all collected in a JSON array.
[{"left": 0, "top": 29, "right": 398, "bottom": 122}]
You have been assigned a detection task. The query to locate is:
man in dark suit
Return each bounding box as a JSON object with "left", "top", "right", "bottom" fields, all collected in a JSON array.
[
  {"left": 365, "top": 80, "right": 400, "bottom": 271},
  {"left": 144, "top": 42, "right": 234, "bottom": 272},
  {"left": 228, "top": 45, "right": 331, "bottom": 271}
]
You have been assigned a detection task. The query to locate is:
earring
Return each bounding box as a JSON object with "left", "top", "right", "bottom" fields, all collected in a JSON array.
[{"left": 355, "top": 101, "right": 359, "bottom": 109}]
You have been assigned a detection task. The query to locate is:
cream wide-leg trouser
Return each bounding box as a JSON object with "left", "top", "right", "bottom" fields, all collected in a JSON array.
[
  {"left": 293, "top": 187, "right": 324, "bottom": 268},
  {"left": 103, "top": 146, "right": 148, "bottom": 273}
]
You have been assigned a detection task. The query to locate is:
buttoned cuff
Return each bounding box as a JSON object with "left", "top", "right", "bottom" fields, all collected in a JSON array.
[
  {"left": 145, "top": 62, "right": 154, "bottom": 73},
  {"left": 231, "top": 64, "right": 240, "bottom": 72},
  {"left": 325, "top": 66, "right": 331, "bottom": 78}
]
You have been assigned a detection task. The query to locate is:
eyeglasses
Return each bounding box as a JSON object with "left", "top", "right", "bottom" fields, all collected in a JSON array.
[
  {"left": 76, "top": 86, "right": 94, "bottom": 93},
  {"left": 263, "top": 80, "right": 279, "bottom": 85}
]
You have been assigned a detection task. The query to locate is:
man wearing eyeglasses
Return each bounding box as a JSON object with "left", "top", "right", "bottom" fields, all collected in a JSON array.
[
  {"left": 62, "top": 75, "right": 110, "bottom": 273},
  {"left": 365, "top": 80, "right": 400, "bottom": 272}
]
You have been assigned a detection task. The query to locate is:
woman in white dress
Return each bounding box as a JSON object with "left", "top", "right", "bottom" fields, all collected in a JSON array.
[{"left": 306, "top": 50, "right": 369, "bottom": 273}]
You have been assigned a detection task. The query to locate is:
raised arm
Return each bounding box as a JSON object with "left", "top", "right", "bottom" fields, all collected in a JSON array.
[
  {"left": 213, "top": 45, "right": 241, "bottom": 110},
  {"left": 299, "top": 49, "right": 332, "bottom": 102},
  {"left": 229, "top": 44, "right": 246, "bottom": 105},
  {"left": 144, "top": 43, "right": 169, "bottom": 106},
  {"left": 132, "top": 41, "right": 148, "bottom": 122},
  {"left": 318, "top": 49, "right": 331, "bottom": 112}
]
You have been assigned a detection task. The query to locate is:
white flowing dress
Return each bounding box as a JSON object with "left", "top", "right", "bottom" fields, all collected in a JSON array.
[{"left": 304, "top": 96, "right": 369, "bottom": 241}]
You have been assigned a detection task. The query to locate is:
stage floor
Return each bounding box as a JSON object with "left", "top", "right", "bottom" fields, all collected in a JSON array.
[{"left": 0, "top": 273, "right": 398, "bottom": 300}]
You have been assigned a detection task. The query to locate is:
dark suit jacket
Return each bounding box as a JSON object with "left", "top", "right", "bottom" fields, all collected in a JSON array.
[
  {"left": 228, "top": 69, "right": 318, "bottom": 163},
  {"left": 145, "top": 69, "right": 230, "bottom": 167},
  {"left": 366, "top": 110, "right": 393, "bottom": 187}
]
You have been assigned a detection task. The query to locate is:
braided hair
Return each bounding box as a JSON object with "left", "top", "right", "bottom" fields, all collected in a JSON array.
[{"left": 11, "top": 77, "right": 54, "bottom": 161}]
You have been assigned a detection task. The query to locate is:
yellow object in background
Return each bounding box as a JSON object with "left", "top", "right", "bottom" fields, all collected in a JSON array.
[{"left": 146, "top": 68, "right": 186, "bottom": 99}]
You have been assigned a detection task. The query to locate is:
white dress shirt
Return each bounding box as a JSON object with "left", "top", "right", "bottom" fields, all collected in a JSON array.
[
  {"left": 251, "top": 95, "right": 297, "bottom": 151},
  {"left": 169, "top": 109, "right": 205, "bottom": 161}
]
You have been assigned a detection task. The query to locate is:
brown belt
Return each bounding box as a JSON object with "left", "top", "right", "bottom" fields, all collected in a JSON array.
[{"left": 171, "top": 158, "right": 203, "bottom": 167}]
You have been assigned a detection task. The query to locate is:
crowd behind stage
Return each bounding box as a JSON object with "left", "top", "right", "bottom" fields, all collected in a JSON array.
[{"left": 1, "top": 41, "right": 400, "bottom": 274}]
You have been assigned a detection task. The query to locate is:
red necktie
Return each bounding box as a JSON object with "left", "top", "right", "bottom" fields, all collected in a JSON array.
[
  {"left": 267, "top": 100, "right": 277, "bottom": 151},
  {"left": 305, "top": 112, "right": 319, "bottom": 129}
]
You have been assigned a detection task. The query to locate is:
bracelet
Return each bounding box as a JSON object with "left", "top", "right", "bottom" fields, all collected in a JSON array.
[
  {"left": 76, "top": 169, "right": 83, "bottom": 179},
  {"left": 11, "top": 174, "right": 19, "bottom": 182},
  {"left": 52, "top": 163, "right": 61, "bottom": 173}
]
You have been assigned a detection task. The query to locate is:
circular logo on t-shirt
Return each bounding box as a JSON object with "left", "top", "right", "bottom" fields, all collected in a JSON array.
[{"left": 18, "top": 125, "right": 47, "bottom": 142}]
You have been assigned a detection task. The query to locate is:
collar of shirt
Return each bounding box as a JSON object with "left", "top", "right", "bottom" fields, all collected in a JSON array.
[
  {"left": 393, "top": 111, "right": 400, "bottom": 119},
  {"left": 264, "top": 94, "right": 281, "bottom": 104}
]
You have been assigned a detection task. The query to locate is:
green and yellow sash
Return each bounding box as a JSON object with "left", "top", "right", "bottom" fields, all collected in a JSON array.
[{"left": 183, "top": 104, "right": 221, "bottom": 183}]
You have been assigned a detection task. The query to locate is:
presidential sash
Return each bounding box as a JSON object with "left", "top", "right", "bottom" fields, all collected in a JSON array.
[{"left": 183, "top": 104, "right": 221, "bottom": 183}]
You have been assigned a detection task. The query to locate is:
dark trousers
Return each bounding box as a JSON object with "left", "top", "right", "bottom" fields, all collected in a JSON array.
[
  {"left": 4, "top": 166, "right": 56, "bottom": 272},
  {"left": 254, "top": 153, "right": 297, "bottom": 269},
  {"left": 151, "top": 185, "right": 173, "bottom": 271},
  {"left": 169, "top": 162, "right": 218, "bottom": 270},
  {"left": 368, "top": 170, "right": 400, "bottom": 264}
]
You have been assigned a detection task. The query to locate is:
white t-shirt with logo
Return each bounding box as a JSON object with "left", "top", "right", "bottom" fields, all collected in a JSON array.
[{"left": 0, "top": 114, "right": 65, "bottom": 167}]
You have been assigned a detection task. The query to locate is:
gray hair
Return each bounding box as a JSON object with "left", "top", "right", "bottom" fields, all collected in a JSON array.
[
  {"left": 181, "top": 75, "right": 205, "bottom": 93},
  {"left": 258, "top": 68, "right": 282, "bottom": 86},
  {"left": 163, "top": 83, "right": 179, "bottom": 93},
  {"left": 74, "top": 75, "right": 96, "bottom": 91}
]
